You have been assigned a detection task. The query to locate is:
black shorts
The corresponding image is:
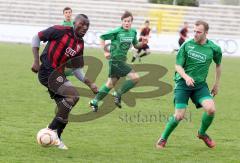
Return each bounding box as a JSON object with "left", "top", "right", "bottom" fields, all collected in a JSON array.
[
  {"left": 38, "top": 64, "right": 67, "bottom": 102},
  {"left": 137, "top": 44, "right": 149, "bottom": 53}
]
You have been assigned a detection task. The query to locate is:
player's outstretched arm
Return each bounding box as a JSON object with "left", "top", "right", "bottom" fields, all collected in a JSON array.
[
  {"left": 73, "top": 68, "right": 99, "bottom": 94},
  {"left": 100, "top": 39, "right": 110, "bottom": 60},
  {"left": 31, "top": 34, "right": 41, "bottom": 73},
  {"left": 211, "top": 64, "right": 221, "bottom": 96}
]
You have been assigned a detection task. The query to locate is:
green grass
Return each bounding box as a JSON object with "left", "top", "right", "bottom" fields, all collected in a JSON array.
[{"left": 0, "top": 42, "right": 240, "bottom": 163}]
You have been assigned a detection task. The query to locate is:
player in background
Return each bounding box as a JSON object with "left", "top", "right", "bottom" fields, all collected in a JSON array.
[
  {"left": 156, "top": 20, "right": 222, "bottom": 149},
  {"left": 31, "top": 14, "right": 98, "bottom": 149},
  {"left": 89, "top": 11, "right": 147, "bottom": 112},
  {"left": 61, "top": 7, "right": 73, "bottom": 27},
  {"left": 178, "top": 21, "right": 189, "bottom": 47},
  {"left": 131, "top": 20, "right": 151, "bottom": 63}
]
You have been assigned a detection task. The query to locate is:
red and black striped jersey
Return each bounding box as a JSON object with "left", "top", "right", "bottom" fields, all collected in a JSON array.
[
  {"left": 140, "top": 27, "right": 151, "bottom": 36},
  {"left": 139, "top": 27, "right": 151, "bottom": 42},
  {"left": 38, "top": 25, "right": 84, "bottom": 73}
]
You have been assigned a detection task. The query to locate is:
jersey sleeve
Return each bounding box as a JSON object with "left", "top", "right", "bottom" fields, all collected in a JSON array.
[
  {"left": 100, "top": 27, "right": 120, "bottom": 41},
  {"left": 176, "top": 43, "right": 186, "bottom": 66},
  {"left": 38, "top": 25, "right": 65, "bottom": 42},
  {"left": 213, "top": 46, "right": 222, "bottom": 65}
]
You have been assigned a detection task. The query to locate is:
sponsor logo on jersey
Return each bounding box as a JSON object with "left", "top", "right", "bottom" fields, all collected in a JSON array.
[
  {"left": 65, "top": 47, "right": 77, "bottom": 57},
  {"left": 120, "top": 37, "right": 133, "bottom": 42},
  {"left": 188, "top": 45, "right": 195, "bottom": 49},
  {"left": 188, "top": 50, "right": 206, "bottom": 62}
]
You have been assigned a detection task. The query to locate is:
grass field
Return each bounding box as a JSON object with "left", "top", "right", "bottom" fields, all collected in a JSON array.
[{"left": 0, "top": 42, "right": 240, "bottom": 163}]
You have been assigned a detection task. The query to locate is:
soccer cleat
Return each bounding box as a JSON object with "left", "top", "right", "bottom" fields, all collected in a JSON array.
[
  {"left": 89, "top": 100, "right": 98, "bottom": 112},
  {"left": 197, "top": 132, "right": 216, "bottom": 148},
  {"left": 113, "top": 92, "right": 122, "bottom": 108},
  {"left": 55, "top": 138, "right": 68, "bottom": 150},
  {"left": 155, "top": 138, "right": 167, "bottom": 149}
]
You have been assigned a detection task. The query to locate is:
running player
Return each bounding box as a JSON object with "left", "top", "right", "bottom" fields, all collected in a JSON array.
[
  {"left": 131, "top": 20, "right": 151, "bottom": 63},
  {"left": 89, "top": 11, "right": 147, "bottom": 112},
  {"left": 31, "top": 14, "right": 98, "bottom": 149},
  {"left": 156, "top": 20, "right": 222, "bottom": 149}
]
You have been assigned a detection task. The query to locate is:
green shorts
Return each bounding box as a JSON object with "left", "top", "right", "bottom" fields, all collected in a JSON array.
[
  {"left": 174, "top": 79, "right": 213, "bottom": 109},
  {"left": 108, "top": 60, "right": 132, "bottom": 78}
]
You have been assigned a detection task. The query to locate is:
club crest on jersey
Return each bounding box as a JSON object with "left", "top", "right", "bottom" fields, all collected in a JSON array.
[
  {"left": 65, "top": 47, "right": 76, "bottom": 57},
  {"left": 56, "top": 76, "right": 64, "bottom": 83}
]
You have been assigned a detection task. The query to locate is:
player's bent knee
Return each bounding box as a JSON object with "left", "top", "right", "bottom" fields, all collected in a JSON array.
[
  {"left": 203, "top": 102, "right": 216, "bottom": 115},
  {"left": 65, "top": 96, "right": 79, "bottom": 107},
  {"left": 132, "top": 74, "right": 140, "bottom": 83},
  {"left": 174, "top": 114, "right": 185, "bottom": 121},
  {"left": 106, "top": 82, "right": 114, "bottom": 88},
  {"left": 207, "top": 107, "right": 216, "bottom": 115}
]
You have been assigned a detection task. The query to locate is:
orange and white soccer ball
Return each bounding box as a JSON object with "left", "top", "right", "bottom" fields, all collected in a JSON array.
[{"left": 37, "top": 128, "right": 58, "bottom": 147}]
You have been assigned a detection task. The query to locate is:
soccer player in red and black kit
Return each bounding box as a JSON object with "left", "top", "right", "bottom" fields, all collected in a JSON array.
[
  {"left": 31, "top": 14, "right": 98, "bottom": 149},
  {"left": 178, "top": 21, "right": 189, "bottom": 47},
  {"left": 131, "top": 20, "right": 151, "bottom": 63}
]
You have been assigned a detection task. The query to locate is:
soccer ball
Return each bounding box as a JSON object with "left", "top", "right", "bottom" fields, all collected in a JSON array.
[{"left": 37, "top": 128, "right": 58, "bottom": 147}]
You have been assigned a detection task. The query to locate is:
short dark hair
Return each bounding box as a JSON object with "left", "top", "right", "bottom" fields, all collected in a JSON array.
[
  {"left": 121, "top": 11, "right": 133, "bottom": 21},
  {"left": 63, "top": 7, "right": 72, "bottom": 13},
  {"left": 145, "top": 20, "right": 150, "bottom": 24},
  {"left": 74, "top": 14, "right": 89, "bottom": 25},
  {"left": 195, "top": 20, "right": 209, "bottom": 32},
  {"left": 74, "top": 14, "right": 88, "bottom": 21}
]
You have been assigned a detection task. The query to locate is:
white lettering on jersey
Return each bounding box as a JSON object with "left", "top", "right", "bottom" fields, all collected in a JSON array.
[
  {"left": 65, "top": 47, "right": 76, "bottom": 57},
  {"left": 188, "top": 50, "right": 207, "bottom": 62}
]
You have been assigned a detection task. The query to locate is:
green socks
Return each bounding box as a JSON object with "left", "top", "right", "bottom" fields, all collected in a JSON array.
[
  {"left": 161, "top": 116, "right": 179, "bottom": 140},
  {"left": 92, "top": 85, "right": 111, "bottom": 104},
  {"left": 92, "top": 80, "right": 136, "bottom": 104},
  {"left": 199, "top": 112, "right": 214, "bottom": 135},
  {"left": 160, "top": 112, "right": 214, "bottom": 140},
  {"left": 117, "top": 80, "right": 136, "bottom": 96}
]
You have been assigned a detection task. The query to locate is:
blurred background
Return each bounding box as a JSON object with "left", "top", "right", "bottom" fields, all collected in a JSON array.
[{"left": 0, "top": 0, "right": 239, "bottom": 55}]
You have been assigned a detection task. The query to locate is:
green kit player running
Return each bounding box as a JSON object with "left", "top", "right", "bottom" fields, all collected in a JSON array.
[
  {"left": 156, "top": 20, "right": 222, "bottom": 149},
  {"left": 89, "top": 11, "right": 147, "bottom": 112}
]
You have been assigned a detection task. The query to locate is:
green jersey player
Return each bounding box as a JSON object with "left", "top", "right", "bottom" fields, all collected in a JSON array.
[
  {"left": 61, "top": 7, "right": 74, "bottom": 27},
  {"left": 89, "top": 11, "right": 147, "bottom": 112},
  {"left": 156, "top": 20, "right": 222, "bottom": 149}
]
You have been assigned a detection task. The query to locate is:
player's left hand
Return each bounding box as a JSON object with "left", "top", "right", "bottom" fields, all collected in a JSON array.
[
  {"left": 211, "top": 84, "right": 219, "bottom": 97},
  {"left": 31, "top": 62, "right": 40, "bottom": 73},
  {"left": 89, "top": 83, "right": 99, "bottom": 94}
]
